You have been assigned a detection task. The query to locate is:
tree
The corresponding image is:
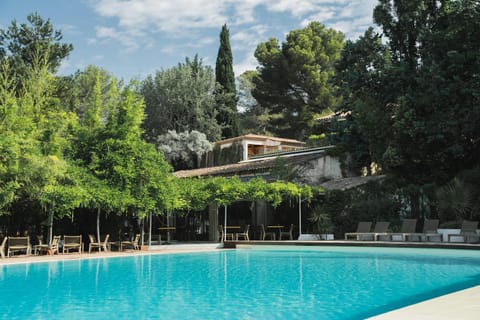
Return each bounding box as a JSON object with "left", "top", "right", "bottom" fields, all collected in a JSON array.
[
  {"left": 0, "top": 12, "right": 73, "bottom": 90},
  {"left": 252, "top": 22, "right": 344, "bottom": 140},
  {"left": 140, "top": 56, "right": 221, "bottom": 142},
  {"left": 215, "top": 24, "right": 240, "bottom": 138},
  {"left": 333, "top": 28, "right": 392, "bottom": 174},
  {"left": 374, "top": 0, "right": 480, "bottom": 185},
  {"left": 156, "top": 130, "right": 213, "bottom": 170},
  {"left": 237, "top": 70, "right": 271, "bottom": 135},
  {"left": 333, "top": 0, "right": 480, "bottom": 218}
]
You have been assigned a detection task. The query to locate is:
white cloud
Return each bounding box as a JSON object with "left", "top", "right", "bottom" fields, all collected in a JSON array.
[
  {"left": 234, "top": 49, "right": 258, "bottom": 76},
  {"left": 95, "top": 26, "right": 144, "bottom": 51},
  {"left": 90, "top": 0, "right": 377, "bottom": 50},
  {"left": 58, "top": 24, "right": 81, "bottom": 36},
  {"left": 232, "top": 24, "right": 268, "bottom": 49},
  {"left": 93, "top": 0, "right": 229, "bottom": 33}
]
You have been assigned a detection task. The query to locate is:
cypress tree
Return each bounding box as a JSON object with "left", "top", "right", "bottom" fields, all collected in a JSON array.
[{"left": 215, "top": 24, "right": 240, "bottom": 139}]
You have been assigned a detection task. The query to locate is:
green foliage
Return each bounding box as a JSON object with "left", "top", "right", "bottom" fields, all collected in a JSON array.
[
  {"left": 140, "top": 56, "right": 221, "bottom": 142},
  {"left": 308, "top": 205, "right": 333, "bottom": 234},
  {"left": 215, "top": 24, "right": 240, "bottom": 139},
  {"left": 269, "top": 157, "right": 299, "bottom": 182},
  {"left": 0, "top": 12, "right": 73, "bottom": 95},
  {"left": 212, "top": 141, "right": 243, "bottom": 166},
  {"left": 252, "top": 22, "right": 344, "bottom": 140},
  {"left": 237, "top": 71, "right": 271, "bottom": 135},
  {"left": 436, "top": 167, "right": 480, "bottom": 222}
]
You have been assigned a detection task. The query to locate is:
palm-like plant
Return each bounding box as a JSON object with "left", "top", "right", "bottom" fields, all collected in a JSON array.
[{"left": 436, "top": 177, "right": 479, "bottom": 222}]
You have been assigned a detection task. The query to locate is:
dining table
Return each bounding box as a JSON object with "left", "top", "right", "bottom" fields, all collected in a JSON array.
[
  {"left": 158, "top": 226, "right": 176, "bottom": 242},
  {"left": 267, "top": 225, "right": 284, "bottom": 239}
]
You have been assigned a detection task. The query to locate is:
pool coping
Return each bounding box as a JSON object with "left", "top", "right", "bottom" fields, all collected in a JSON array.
[{"left": 225, "top": 239, "right": 480, "bottom": 250}]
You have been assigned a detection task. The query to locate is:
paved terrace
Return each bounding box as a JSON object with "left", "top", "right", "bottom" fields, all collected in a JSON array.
[{"left": 1, "top": 241, "right": 479, "bottom": 319}]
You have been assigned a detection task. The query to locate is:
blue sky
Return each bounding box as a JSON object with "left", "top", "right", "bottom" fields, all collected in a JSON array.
[{"left": 1, "top": 0, "right": 377, "bottom": 81}]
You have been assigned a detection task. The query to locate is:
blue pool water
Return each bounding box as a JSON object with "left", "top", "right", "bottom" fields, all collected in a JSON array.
[{"left": 1, "top": 246, "right": 480, "bottom": 319}]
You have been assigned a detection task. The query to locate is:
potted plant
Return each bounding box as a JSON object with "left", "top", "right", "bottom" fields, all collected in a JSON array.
[{"left": 308, "top": 205, "right": 334, "bottom": 240}]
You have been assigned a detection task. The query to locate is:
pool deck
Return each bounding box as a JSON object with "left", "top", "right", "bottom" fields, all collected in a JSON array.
[
  {"left": 1, "top": 241, "right": 479, "bottom": 319},
  {"left": 368, "top": 285, "right": 480, "bottom": 320}
]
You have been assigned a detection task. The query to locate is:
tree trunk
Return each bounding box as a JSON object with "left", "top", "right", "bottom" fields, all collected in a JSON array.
[{"left": 97, "top": 207, "right": 101, "bottom": 243}]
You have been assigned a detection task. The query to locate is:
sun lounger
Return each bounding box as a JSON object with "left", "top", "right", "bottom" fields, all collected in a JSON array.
[
  {"left": 345, "top": 221, "right": 389, "bottom": 241},
  {"left": 404, "top": 219, "right": 441, "bottom": 242},
  {"left": 7, "top": 236, "right": 31, "bottom": 257},
  {"left": 345, "top": 222, "right": 372, "bottom": 240},
  {"left": 448, "top": 220, "right": 479, "bottom": 243},
  {"left": 386, "top": 219, "right": 417, "bottom": 241},
  {"left": 63, "top": 235, "right": 82, "bottom": 254}
]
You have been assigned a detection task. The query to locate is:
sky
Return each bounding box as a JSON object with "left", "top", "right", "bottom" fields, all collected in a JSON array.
[{"left": 1, "top": 0, "right": 378, "bottom": 81}]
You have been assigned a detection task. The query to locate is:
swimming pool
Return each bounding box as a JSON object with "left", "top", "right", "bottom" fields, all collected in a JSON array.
[{"left": 1, "top": 246, "right": 480, "bottom": 319}]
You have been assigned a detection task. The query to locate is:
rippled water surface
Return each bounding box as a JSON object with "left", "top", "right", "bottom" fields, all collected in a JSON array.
[{"left": 1, "top": 246, "right": 480, "bottom": 319}]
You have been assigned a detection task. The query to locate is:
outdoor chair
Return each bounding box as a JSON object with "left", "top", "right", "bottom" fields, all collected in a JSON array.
[
  {"left": 89, "top": 234, "right": 110, "bottom": 253},
  {"left": 7, "top": 236, "right": 31, "bottom": 257},
  {"left": 279, "top": 224, "right": 294, "bottom": 240},
  {"left": 448, "top": 220, "right": 479, "bottom": 243},
  {"left": 260, "top": 224, "right": 276, "bottom": 240},
  {"left": 404, "top": 219, "right": 441, "bottom": 242},
  {"left": 63, "top": 235, "right": 82, "bottom": 254},
  {"left": 344, "top": 222, "right": 373, "bottom": 240},
  {"left": 121, "top": 234, "right": 140, "bottom": 251},
  {"left": 35, "top": 235, "right": 60, "bottom": 255},
  {"left": 386, "top": 219, "right": 417, "bottom": 241},
  {"left": 235, "top": 224, "right": 250, "bottom": 241},
  {"left": 218, "top": 225, "right": 234, "bottom": 241},
  {"left": 0, "top": 236, "right": 6, "bottom": 258}
]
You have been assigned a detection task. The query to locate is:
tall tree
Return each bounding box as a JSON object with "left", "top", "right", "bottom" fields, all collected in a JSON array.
[
  {"left": 0, "top": 12, "right": 73, "bottom": 88},
  {"left": 334, "top": 28, "right": 392, "bottom": 174},
  {"left": 237, "top": 70, "right": 271, "bottom": 135},
  {"left": 334, "top": 0, "right": 480, "bottom": 218},
  {"left": 215, "top": 24, "right": 240, "bottom": 138},
  {"left": 252, "top": 22, "right": 344, "bottom": 140},
  {"left": 371, "top": 0, "right": 480, "bottom": 185},
  {"left": 140, "top": 56, "right": 221, "bottom": 142}
]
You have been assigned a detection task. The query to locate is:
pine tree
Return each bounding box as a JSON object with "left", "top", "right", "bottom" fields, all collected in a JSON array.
[{"left": 215, "top": 24, "right": 240, "bottom": 139}]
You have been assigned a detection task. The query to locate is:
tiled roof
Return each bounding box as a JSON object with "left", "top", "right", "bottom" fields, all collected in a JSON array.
[
  {"left": 215, "top": 134, "right": 305, "bottom": 146},
  {"left": 173, "top": 149, "right": 327, "bottom": 178}
]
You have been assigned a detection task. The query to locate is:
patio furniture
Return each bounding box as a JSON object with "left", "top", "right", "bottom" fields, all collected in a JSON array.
[
  {"left": 267, "top": 225, "right": 284, "bottom": 239},
  {"left": 348, "top": 221, "right": 390, "bottom": 241},
  {"left": 448, "top": 220, "right": 479, "bottom": 243},
  {"left": 89, "top": 234, "right": 110, "bottom": 253},
  {"left": 218, "top": 225, "right": 234, "bottom": 241},
  {"left": 279, "top": 224, "right": 294, "bottom": 240},
  {"left": 63, "top": 235, "right": 82, "bottom": 254},
  {"left": 260, "top": 224, "right": 276, "bottom": 240},
  {"left": 121, "top": 234, "right": 140, "bottom": 251},
  {"left": 235, "top": 224, "right": 250, "bottom": 241},
  {"left": 344, "top": 222, "right": 373, "bottom": 240},
  {"left": 7, "top": 236, "right": 31, "bottom": 257},
  {"left": 404, "top": 219, "right": 441, "bottom": 242},
  {"left": 0, "top": 237, "right": 6, "bottom": 258},
  {"left": 35, "top": 235, "right": 60, "bottom": 255},
  {"left": 386, "top": 219, "right": 417, "bottom": 241}
]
